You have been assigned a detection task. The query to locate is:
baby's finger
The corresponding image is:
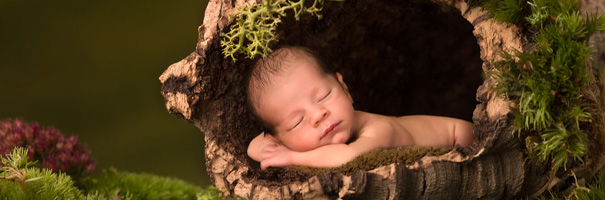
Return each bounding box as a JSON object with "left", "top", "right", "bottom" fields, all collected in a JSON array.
[
  {"left": 261, "top": 152, "right": 271, "bottom": 160},
  {"left": 260, "top": 161, "right": 271, "bottom": 170},
  {"left": 261, "top": 149, "right": 275, "bottom": 160}
]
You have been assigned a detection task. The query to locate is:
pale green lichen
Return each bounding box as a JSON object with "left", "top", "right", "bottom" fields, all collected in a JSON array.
[{"left": 221, "top": 0, "right": 336, "bottom": 61}]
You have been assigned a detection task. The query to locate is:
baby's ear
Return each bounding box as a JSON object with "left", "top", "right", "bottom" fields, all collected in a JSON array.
[
  {"left": 335, "top": 72, "right": 348, "bottom": 90},
  {"left": 335, "top": 72, "right": 354, "bottom": 102}
]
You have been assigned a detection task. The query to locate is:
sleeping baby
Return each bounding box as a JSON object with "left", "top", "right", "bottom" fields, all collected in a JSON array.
[{"left": 246, "top": 46, "right": 476, "bottom": 169}]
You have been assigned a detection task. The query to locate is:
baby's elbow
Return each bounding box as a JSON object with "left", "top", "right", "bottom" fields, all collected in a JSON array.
[
  {"left": 455, "top": 122, "right": 475, "bottom": 147},
  {"left": 247, "top": 144, "right": 262, "bottom": 162}
]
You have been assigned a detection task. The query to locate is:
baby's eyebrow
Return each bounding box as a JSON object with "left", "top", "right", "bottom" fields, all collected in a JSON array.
[{"left": 311, "top": 87, "right": 321, "bottom": 96}]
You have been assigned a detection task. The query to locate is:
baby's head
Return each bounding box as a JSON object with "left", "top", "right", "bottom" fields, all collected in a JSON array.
[{"left": 247, "top": 46, "right": 356, "bottom": 152}]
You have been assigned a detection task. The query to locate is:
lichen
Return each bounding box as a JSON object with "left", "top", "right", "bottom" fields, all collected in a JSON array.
[{"left": 220, "top": 0, "right": 338, "bottom": 61}]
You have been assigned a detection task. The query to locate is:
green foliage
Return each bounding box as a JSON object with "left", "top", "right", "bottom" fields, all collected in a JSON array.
[
  {"left": 525, "top": 0, "right": 579, "bottom": 30},
  {"left": 490, "top": 0, "right": 605, "bottom": 171},
  {"left": 483, "top": 0, "right": 529, "bottom": 24},
  {"left": 0, "top": 147, "right": 85, "bottom": 199},
  {"left": 537, "top": 171, "right": 605, "bottom": 200},
  {"left": 573, "top": 173, "right": 605, "bottom": 200},
  {"left": 585, "top": 13, "right": 605, "bottom": 37},
  {"left": 471, "top": 0, "right": 604, "bottom": 33},
  {"left": 80, "top": 168, "right": 205, "bottom": 200},
  {"left": 197, "top": 186, "right": 242, "bottom": 200},
  {"left": 81, "top": 169, "right": 238, "bottom": 200},
  {"left": 0, "top": 147, "right": 236, "bottom": 200},
  {"left": 0, "top": 147, "right": 35, "bottom": 170},
  {"left": 221, "top": 0, "right": 335, "bottom": 61}
]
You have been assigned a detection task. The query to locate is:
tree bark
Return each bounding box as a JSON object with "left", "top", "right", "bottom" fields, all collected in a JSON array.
[{"left": 159, "top": 0, "right": 605, "bottom": 199}]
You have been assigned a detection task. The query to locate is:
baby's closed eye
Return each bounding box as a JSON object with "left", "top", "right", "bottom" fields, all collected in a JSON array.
[
  {"left": 318, "top": 89, "right": 332, "bottom": 102},
  {"left": 293, "top": 117, "right": 303, "bottom": 129},
  {"left": 287, "top": 115, "right": 304, "bottom": 131}
]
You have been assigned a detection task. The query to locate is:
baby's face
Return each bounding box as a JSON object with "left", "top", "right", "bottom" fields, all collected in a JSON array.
[{"left": 255, "top": 58, "right": 356, "bottom": 152}]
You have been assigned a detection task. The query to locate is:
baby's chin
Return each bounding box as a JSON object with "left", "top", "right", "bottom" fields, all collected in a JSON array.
[{"left": 330, "top": 132, "right": 350, "bottom": 144}]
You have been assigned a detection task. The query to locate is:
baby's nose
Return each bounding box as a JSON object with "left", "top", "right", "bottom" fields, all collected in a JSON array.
[{"left": 311, "top": 107, "right": 329, "bottom": 127}]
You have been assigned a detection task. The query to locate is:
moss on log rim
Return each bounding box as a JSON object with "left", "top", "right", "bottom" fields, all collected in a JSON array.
[
  {"left": 477, "top": 0, "right": 605, "bottom": 173},
  {"left": 286, "top": 147, "right": 453, "bottom": 176}
]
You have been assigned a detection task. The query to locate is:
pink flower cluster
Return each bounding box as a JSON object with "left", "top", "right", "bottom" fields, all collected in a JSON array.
[{"left": 0, "top": 119, "right": 96, "bottom": 177}]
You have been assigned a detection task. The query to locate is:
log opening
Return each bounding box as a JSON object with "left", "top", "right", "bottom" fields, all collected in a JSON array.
[
  {"left": 276, "top": 0, "right": 483, "bottom": 122},
  {"left": 246, "top": 0, "right": 484, "bottom": 182}
]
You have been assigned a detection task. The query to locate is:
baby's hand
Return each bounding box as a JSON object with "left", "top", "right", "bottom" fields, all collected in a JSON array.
[{"left": 260, "top": 144, "right": 293, "bottom": 170}]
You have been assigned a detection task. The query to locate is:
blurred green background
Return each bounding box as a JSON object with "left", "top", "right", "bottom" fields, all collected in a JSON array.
[{"left": 0, "top": 0, "right": 211, "bottom": 186}]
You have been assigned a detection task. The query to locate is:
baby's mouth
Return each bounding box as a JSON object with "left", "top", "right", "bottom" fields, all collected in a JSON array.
[{"left": 323, "top": 121, "right": 341, "bottom": 137}]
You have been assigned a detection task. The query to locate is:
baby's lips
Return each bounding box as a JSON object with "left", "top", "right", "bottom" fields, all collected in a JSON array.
[{"left": 323, "top": 121, "right": 341, "bottom": 136}]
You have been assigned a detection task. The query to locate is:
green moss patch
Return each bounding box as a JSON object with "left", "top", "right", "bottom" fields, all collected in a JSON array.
[
  {"left": 476, "top": 0, "right": 605, "bottom": 171},
  {"left": 1, "top": 147, "right": 235, "bottom": 200},
  {"left": 284, "top": 146, "right": 452, "bottom": 176}
]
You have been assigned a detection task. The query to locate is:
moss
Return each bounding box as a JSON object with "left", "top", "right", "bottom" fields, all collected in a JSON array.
[
  {"left": 80, "top": 168, "right": 205, "bottom": 200},
  {"left": 0, "top": 147, "right": 85, "bottom": 199},
  {"left": 80, "top": 171, "right": 238, "bottom": 200},
  {"left": 484, "top": 0, "right": 530, "bottom": 25},
  {"left": 537, "top": 171, "right": 605, "bottom": 200},
  {"left": 1, "top": 147, "right": 237, "bottom": 200},
  {"left": 486, "top": 0, "right": 605, "bottom": 171},
  {"left": 285, "top": 146, "right": 452, "bottom": 176}
]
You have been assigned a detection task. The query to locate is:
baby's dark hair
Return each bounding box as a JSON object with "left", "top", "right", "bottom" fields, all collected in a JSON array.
[{"left": 246, "top": 46, "right": 331, "bottom": 136}]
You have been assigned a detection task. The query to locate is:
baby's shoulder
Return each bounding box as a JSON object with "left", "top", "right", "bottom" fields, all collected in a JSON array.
[
  {"left": 356, "top": 112, "right": 398, "bottom": 137},
  {"left": 395, "top": 115, "right": 461, "bottom": 125}
]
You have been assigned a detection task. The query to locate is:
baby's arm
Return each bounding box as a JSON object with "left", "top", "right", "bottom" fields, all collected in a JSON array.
[
  {"left": 247, "top": 132, "right": 279, "bottom": 162},
  {"left": 452, "top": 119, "right": 475, "bottom": 147},
  {"left": 400, "top": 116, "right": 475, "bottom": 147},
  {"left": 261, "top": 136, "right": 381, "bottom": 169},
  {"left": 261, "top": 120, "right": 396, "bottom": 169}
]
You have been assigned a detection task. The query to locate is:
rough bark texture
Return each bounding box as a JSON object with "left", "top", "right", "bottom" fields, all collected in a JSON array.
[
  {"left": 582, "top": 0, "right": 605, "bottom": 69},
  {"left": 159, "top": 0, "right": 605, "bottom": 199},
  {"left": 575, "top": 0, "right": 605, "bottom": 188}
]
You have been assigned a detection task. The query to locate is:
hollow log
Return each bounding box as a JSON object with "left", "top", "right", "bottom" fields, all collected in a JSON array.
[{"left": 159, "top": 0, "right": 605, "bottom": 199}]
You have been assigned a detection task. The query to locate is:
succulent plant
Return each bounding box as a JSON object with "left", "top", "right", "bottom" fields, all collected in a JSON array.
[{"left": 0, "top": 119, "right": 96, "bottom": 178}]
